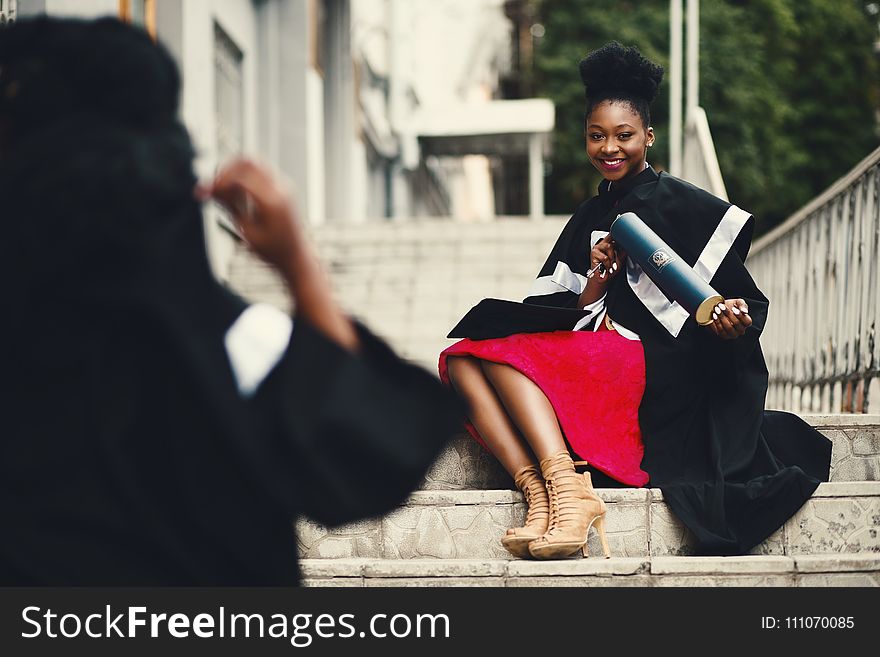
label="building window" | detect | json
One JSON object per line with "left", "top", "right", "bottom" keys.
{"left": 214, "top": 22, "right": 244, "bottom": 162}
{"left": 0, "top": 0, "right": 17, "bottom": 27}
{"left": 119, "top": 0, "right": 156, "bottom": 39}
{"left": 213, "top": 22, "right": 244, "bottom": 236}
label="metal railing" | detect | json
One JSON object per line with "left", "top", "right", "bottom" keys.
{"left": 748, "top": 146, "right": 880, "bottom": 413}
{"left": 681, "top": 106, "right": 728, "bottom": 201}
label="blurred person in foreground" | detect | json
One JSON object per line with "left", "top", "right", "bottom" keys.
{"left": 0, "top": 16, "right": 461, "bottom": 585}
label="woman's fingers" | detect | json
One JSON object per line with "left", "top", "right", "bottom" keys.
{"left": 716, "top": 311, "right": 736, "bottom": 338}
{"left": 724, "top": 300, "right": 752, "bottom": 334}
{"left": 726, "top": 298, "right": 750, "bottom": 317}
{"left": 193, "top": 182, "right": 212, "bottom": 202}
{"left": 591, "top": 240, "right": 624, "bottom": 280}
{"left": 197, "top": 158, "right": 304, "bottom": 270}
{"left": 590, "top": 248, "right": 611, "bottom": 279}
{"left": 203, "top": 163, "right": 261, "bottom": 224}
{"left": 205, "top": 158, "right": 292, "bottom": 221}
{"left": 710, "top": 300, "right": 753, "bottom": 339}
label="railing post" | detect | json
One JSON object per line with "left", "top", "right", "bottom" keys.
{"left": 529, "top": 132, "right": 544, "bottom": 220}
{"left": 669, "top": 0, "right": 683, "bottom": 177}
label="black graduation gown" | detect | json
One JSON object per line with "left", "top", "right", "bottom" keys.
{"left": 524, "top": 167, "right": 832, "bottom": 555}
{"left": 2, "top": 205, "right": 463, "bottom": 586}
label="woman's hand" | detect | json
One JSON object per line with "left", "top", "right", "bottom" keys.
{"left": 197, "top": 158, "right": 359, "bottom": 351}
{"left": 578, "top": 234, "right": 627, "bottom": 308}
{"left": 589, "top": 234, "right": 626, "bottom": 285}
{"left": 196, "top": 158, "right": 301, "bottom": 272}
{"left": 706, "top": 298, "right": 752, "bottom": 340}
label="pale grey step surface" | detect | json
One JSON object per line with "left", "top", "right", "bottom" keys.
{"left": 299, "top": 554, "right": 880, "bottom": 587}
{"left": 812, "top": 414, "right": 880, "bottom": 482}
{"left": 297, "top": 481, "right": 880, "bottom": 561}
{"left": 424, "top": 415, "right": 880, "bottom": 491}
{"left": 227, "top": 218, "right": 567, "bottom": 370}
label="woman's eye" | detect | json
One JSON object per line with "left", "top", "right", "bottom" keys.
{"left": 589, "top": 134, "right": 604, "bottom": 141}
{"left": 618, "top": 133, "right": 632, "bottom": 140}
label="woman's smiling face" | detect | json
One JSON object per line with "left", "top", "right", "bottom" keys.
{"left": 585, "top": 99, "right": 654, "bottom": 182}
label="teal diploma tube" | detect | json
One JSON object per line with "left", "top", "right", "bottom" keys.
{"left": 610, "top": 211, "right": 723, "bottom": 326}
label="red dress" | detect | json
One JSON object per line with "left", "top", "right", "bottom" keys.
{"left": 439, "top": 323, "right": 649, "bottom": 486}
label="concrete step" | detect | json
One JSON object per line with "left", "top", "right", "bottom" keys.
{"left": 297, "top": 481, "right": 880, "bottom": 561}
{"left": 227, "top": 219, "right": 565, "bottom": 362}
{"left": 308, "top": 217, "right": 569, "bottom": 245}
{"left": 300, "top": 554, "right": 880, "bottom": 587}
{"left": 424, "top": 415, "right": 880, "bottom": 491}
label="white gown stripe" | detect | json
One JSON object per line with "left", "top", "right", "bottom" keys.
{"left": 693, "top": 205, "right": 751, "bottom": 283}
{"left": 224, "top": 303, "right": 293, "bottom": 398}
{"left": 572, "top": 294, "right": 606, "bottom": 331}
{"left": 529, "top": 232, "right": 609, "bottom": 298}
{"left": 528, "top": 275, "right": 571, "bottom": 296}
{"left": 626, "top": 259, "right": 690, "bottom": 337}
{"left": 626, "top": 205, "right": 749, "bottom": 337}
{"left": 528, "top": 260, "right": 587, "bottom": 296}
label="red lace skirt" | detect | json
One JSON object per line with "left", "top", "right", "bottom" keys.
{"left": 439, "top": 329, "right": 649, "bottom": 486}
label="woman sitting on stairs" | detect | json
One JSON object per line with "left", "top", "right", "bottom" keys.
{"left": 439, "top": 42, "right": 831, "bottom": 559}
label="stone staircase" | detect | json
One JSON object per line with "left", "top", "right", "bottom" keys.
{"left": 226, "top": 219, "right": 880, "bottom": 587}
{"left": 296, "top": 416, "right": 880, "bottom": 586}
{"left": 228, "top": 217, "right": 568, "bottom": 371}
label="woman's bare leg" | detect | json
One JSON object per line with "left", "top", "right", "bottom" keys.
{"left": 480, "top": 360, "right": 567, "bottom": 461}
{"left": 445, "top": 356, "right": 535, "bottom": 477}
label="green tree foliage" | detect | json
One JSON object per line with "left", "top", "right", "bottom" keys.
{"left": 532, "top": 0, "right": 879, "bottom": 234}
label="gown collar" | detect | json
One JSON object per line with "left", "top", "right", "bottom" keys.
{"left": 598, "top": 164, "right": 659, "bottom": 199}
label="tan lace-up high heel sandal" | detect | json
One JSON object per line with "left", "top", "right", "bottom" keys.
{"left": 528, "top": 451, "right": 611, "bottom": 559}
{"left": 500, "top": 464, "right": 550, "bottom": 558}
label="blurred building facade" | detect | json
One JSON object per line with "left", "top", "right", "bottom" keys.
{"left": 10, "top": 0, "right": 553, "bottom": 277}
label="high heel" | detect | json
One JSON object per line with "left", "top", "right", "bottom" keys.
{"left": 528, "top": 451, "right": 611, "bottom": 560}
{"left": 577, "top": 505, "right": 611, "bottom": 558}
{"left": 500, "top": 464, "right": 549, "bottom": 558}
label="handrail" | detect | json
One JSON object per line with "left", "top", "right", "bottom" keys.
{"left": 681, "top": 106, "right": 728, "bottom": 201}
{"left": 751, "top": 145, "right": 880, "bottom": 255}
{"left": 747, "top": 147, "right": 880, "bottom": 412}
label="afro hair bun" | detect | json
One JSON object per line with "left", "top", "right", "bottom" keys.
{"left": 578, "top": 41, "right": 663, "bottom": 103}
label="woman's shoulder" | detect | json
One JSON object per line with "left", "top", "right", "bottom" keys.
{"left": 574, "top": 194, "right": 615, "bottom": 228}
{"left": 572, "top": 194, "right": 600, "bottom": 215}
{"left": 552, "top": 196, "right": 600, "bottom": 231}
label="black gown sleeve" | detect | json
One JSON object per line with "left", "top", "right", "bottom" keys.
{"left": 523, "top": 202, "right": 594, "bottom": 309}
{"left": 254, "top": 319, "right": 464, "bottom": 527}
{"left": 695, "top": 215, "right": 769, "bottom": 380}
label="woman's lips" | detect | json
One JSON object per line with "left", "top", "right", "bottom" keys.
{"left": 599, "top": 158, "right": 625, "bottom": 171}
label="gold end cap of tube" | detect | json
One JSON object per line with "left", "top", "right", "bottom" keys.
{"left": 696, "top": 295, "right": 725, "bottom": 326}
